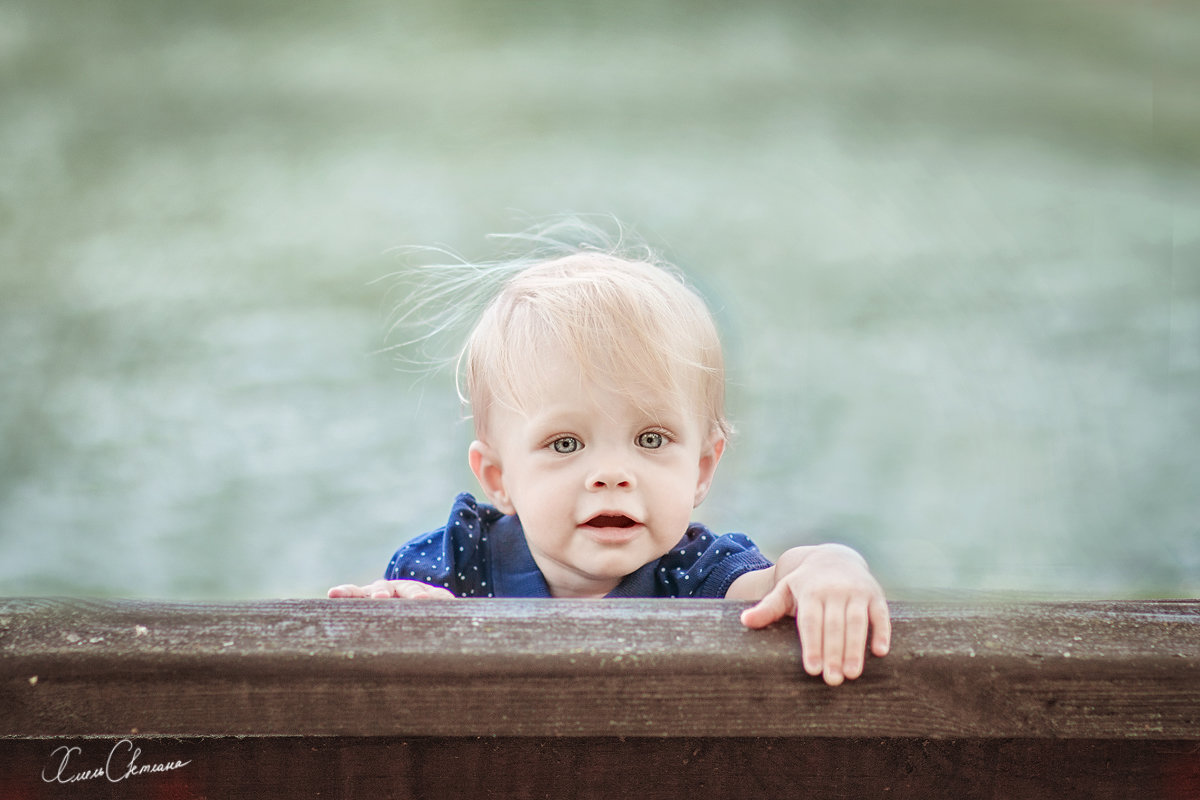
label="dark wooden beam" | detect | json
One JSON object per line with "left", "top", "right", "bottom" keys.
{"left": 2, "top": 736, "right": 1198, "bottom": 800}
{"left": 2, "top": 598, "right": 1197, "bottom": 739}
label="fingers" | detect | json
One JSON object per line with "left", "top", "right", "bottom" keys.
{"left": 327, "top": 580, "right": 456, "bottom": 600}
{"left": 742, "top": 585, "right": 849, "bottom": 685}
{"left": 869, "top": 595, "right": 892, "bottom": 657}
{"left": 739, "top": 582, "right": 794, "bottom": 629}
{"left": 744, "top": 583, "right": 888, "bottom": 687}
{"left": 746, "top": 586, "right": 847, "bottom": 685}
{"left": 840, "top": 599, "right": 870, "bottom": 682}
{"left": 367, "top": 579, "right": 455, "bottom": 599}
{"left": 369, "top": 580, "right": 402, "bottom": 598}
{"left": 796, "top": 597, "right": 824, "bottom": 679}
{"left": 386, "top": 582, "right": 456, "bottom": 600}
{"left": 822, "top": 600, "right": 848, "bottom": 685}
{"left": 327, "top": 584, "right": 368, "bottom": 598}
{"left": 789, "top": 592, "right": 861, "bottom": 686}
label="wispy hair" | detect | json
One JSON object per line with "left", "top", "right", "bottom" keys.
{"left": 380, "top": 217, "right": 729, "bottom": 439}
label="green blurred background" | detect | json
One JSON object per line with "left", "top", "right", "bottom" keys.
{"left": 1, "top": 0, "right": 1197, "bottom": 599}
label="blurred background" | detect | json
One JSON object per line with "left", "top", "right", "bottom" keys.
{"left": 1, "top": 0, "right": 1196, "bottom": 600}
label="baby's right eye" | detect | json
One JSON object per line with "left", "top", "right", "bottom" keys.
{"left": 550, "top": 437, "right": 581, "bottom": 454}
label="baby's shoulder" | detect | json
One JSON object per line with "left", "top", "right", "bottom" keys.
{"left": 395, "top": 492, "right": 500, "bottom": 554}
{"left": 646, "top": 524, "right": 769, "bottom": 599}
{"left": 441, "top": 492, "right": 506, "bottom": 545}
{"left": 672, "top": 523, "right": 761, "bottom": 559}
{"left": 386, "top": 493, "right": 504, "bottom": 593}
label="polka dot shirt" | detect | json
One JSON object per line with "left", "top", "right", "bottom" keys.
{"left": 384, "top": 493, "right": 771, "bottom": 598}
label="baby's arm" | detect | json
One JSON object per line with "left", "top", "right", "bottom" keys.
{"left": 327, "top": 579, "right": 455, "bottom": 600}
{"left": 727, "top": 544, "right": 890, "bottom": 686}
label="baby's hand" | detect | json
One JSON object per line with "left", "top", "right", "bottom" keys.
{"left": 738, "top": 545, "right": 890, "bottom": 686}
{"left": 327, "top": 579, "right": 456, "bottom": 600}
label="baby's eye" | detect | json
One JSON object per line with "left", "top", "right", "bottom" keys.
{"left": 637, "top": 431, "right": 665, "bottom": 449}
{"left": 550, "top": 437, "right": 581, "bottom": 454}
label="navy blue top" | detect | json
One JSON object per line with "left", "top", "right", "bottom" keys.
{"left": 384, "top": 493, "right": 771, "bottom": 598}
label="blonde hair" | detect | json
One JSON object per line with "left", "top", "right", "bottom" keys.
{"left": 464, "top": 251, "right": 729, "bottom": 441}
{"left": 382, "top": 220, "right": 730, "bottom": 441}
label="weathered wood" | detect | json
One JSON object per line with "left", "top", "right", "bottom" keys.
{"left": 2, "top": 598, "right": 1197, "bottom": 739}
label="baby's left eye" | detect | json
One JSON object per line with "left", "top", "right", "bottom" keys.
{"left": 637, "top": 431, "right": 665, "bottom": 449}
{"left": 551, "top": 436, "right": 581, "bottom": 454}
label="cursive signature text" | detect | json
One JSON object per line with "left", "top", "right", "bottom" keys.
{"left": 42, "top": 739, "right": 191, "bottom": 784}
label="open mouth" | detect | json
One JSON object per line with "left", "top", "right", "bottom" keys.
{"left": 584, "top": 514, "right": 638, "bottom": 529}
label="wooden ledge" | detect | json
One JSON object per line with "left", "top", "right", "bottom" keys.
{"left": 1, "top": 598, "right": 1197, "bottom": 738}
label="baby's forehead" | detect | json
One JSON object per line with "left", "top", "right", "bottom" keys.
{"left": 516, "top": 348, "right": 694, "bottom": 410}
{"left": 484, "top": 345, "right": 706, "bottom": 427}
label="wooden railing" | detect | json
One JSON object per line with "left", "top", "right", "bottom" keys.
{"left": 2, "top": 598, "right": 1198, "bottom": 798}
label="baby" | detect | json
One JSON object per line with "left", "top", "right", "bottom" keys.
{"left": 329, "top": 235, "right": 890, "bottom": 685}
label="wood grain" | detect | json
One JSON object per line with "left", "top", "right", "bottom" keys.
{"left": 2, "top": 598, "right": 1198, "bottom": 738}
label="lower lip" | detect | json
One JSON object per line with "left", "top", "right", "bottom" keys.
{"left": 580, "top": 524, "right": 644, "bottom": 545}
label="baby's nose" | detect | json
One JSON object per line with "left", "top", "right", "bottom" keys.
{"left": 588, "top": 465, "right": 634, "bottom": 490}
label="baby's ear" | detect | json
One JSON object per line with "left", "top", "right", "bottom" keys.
{"left": 693, "top": 430, "right": 726, "bottom": 508}
{"left": 468, "top": 440, "right": 515, "bottom": 514}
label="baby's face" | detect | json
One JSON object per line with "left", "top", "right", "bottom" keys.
{"left": 470, "top": 349, "right": 724, "bottom": 598}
